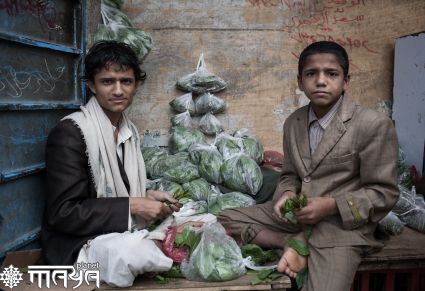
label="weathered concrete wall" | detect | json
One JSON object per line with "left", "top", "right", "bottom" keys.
{"left": 120, "top": 0, "right": 425, "bottom": 151}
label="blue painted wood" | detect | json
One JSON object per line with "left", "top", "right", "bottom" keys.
{"left": 0, "top": 163, "right": 45, "bottom": 184}
{"left": 0, "top": 103, "right": 81, "bottom": 111}
{"left": 0, "top": 0, "right": 87, "bottom": 259}
{"left": 0, "top": 32, "right": 82, "bottom": 54}
{"left": 0, "top": 174, "right": 45, "bottom": 259}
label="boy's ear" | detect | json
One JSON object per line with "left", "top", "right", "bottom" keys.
{"left": 87, "top": 80, "right": 96, "bottom": 95}
{"left": 297, "top": 75, "right": 303, "bottom": 90}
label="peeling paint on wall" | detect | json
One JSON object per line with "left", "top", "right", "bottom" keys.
{"left": 141, "top": 129, "right": 170, "bottom": 147}
{"left": 272, "top": 88, "right": 310, "bottom": 131}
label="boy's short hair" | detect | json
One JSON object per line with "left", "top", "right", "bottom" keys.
{"left": 298, "top": 41, "right": 349, "bottom": 78}
{"left": 84, "top": 40, "right": 146, "bottom": 82}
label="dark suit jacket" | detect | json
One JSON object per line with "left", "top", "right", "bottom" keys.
{"left": 41, "top": 119, "right": 130, "bottom": 265}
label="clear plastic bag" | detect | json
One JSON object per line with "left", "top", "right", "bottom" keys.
{"left": 199, "top": 112, "right": 224, "bottom": 136}
{"left": 233, "top": 129, "right": 264, "bottom": 164}
{"left": 181, "top": 223, "right": 246, "bottom": 282}
{"left": 188, "top": 143, "right": 223, "bottom": 184}
{"left": 93, "top": 0, "right": 153, "bottom": 60}
{"left": 215, "top": 133, "right": 244, "bottom": 161}
{"left": 208, "top": 192, "right": 256, "bottom": 215}
{"left": 195, "top": 93, "right": 226, "bottom": 115}
{"left": 176, "top": 53, "right": 227, "bottom": 94}
{"left": 220, "top": 153, "right": 263, "bottom": 195}
{"left": 182, "top": 178, "right": 211, "bottom": 201}
{"left": 169, "top": 93, "right": 195, "bottom": 115}
{"left": 155, "top": 178, "right": 185, "bottom": 198}
{"left": 171, "top": 111, "right": 193, "bottom": 128}
{"left": 141, "top": 147, "right": 168, "bottom": 179}
{"left": 169, "top": 126, "right": 206, "bottom": 154}
{"left": 378, "top": 211, "right": 405, "bottom": 236}
{"left": 393, "top": 186, "right": 425, "bottom": 233}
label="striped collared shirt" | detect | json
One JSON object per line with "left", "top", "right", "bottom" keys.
{"left": 308, "top": 96, "right": 343, "bottom": 154}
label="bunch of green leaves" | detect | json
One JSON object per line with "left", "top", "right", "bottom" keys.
{"left": 194, "top": 241, "right": 245, "bottom": 281}
{"left": 169, "top": 93, "right": 195, "bottom": 115}
{"left": 220, "top": 154, "right": 263, "bottom": 195}
{"left": 174, "top": 226, "right": 202, "bottom": 254}
{"left": 240, "top": 244, "right": 277, "bottom": 266}
{"left": 163, "top": 160, "right": 199, "bottom": 184}
{"left": 169, "top": 126, "right": 206, "bottom": 154}
{"left": 199, "top": 112, "right": 224, "bottom": 136}
{"left": 176, "top": 73, "right": 227, "bottom": 94}
{"left": 215, "top": 133, "right": 244, "bottom": 160}
{"left": 182, "top": 178, "right": 211, "bottom": 201}
{"left": 250, "top": 269, "right": 282, "bottom": 285}
{"left": 208, "top": 192, "right": 255, "bottom": 216}
{"left": 281, "top": 193, "right": 308, "bottom": 224}
{"left": 189, "top": 143, "right": 223, "bottom": 184}
{"left": 195, "top": 93, "right": 226, "bottom": 115}
{"left": 233, "top": 129, "right": 264, "bottom": 164}
{"left": 141, "top": 147, "right": 168, "bottom": 179}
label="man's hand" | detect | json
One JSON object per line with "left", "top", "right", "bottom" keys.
{"left": 130, "top": 190, "right": 182, "bottom": 222}
{"left": 293, "top": 197, "right": 338, "bottom": 224}
{"left": 273, "top": 191, "right": 296, "bottom": 220}
{"left": 147, "top": 190, "right": 181, "bottom": 211}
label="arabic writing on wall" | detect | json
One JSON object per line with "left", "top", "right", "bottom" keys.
{"left": 247, "top": 0, "right": 377, "bottom": 64}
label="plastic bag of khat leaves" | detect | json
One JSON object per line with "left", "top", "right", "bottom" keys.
{"left": 189, "top": 143, "right": 223, "bottom": 184}
{"left": 233, "top": 129, "right": 264, "bottom": 164}
{"left": 171, "top": 111, "right": 193, "bottom": 128}
{"left": 378, "top": 211, "right": 404, "bottom": 236}
{"left": 199, "top": 112, "right": 224, "bottom": 136}
{"left": 141, "top": 147, "right": 168, "bottom": 179}
{"left": 176, "top": 53, "right": 227, "bottom": 94}
{"left": 103, "top": 0, "right": 124, "bottom": 9}
{"left": 94, "top": 0, "right": 153, "bottom": 60}
{"left": 208, "top": 192, "right": 256, "bottom": 216}
{"left": 169, "top": 93, "right": 195, "bottom": 115}
{"left": 181, "top": 223, "right": 246, "bottom": 282}
{"left": 150, "top": 152, "right": 189, "bottom": 180}
{"left": 155, "top": 178, "right": 185, "bottom": 198}
{"left": 163, "top": 158, "right": 199, "bottom": 184}
{"left": 195, "top": 93, "right": 226, "bottom": 115}
{"left": 174, "top": 200, "right": 208, "bottom": 217}
{"left": 392, "top": 186, "right": 425, "bottom": 233}
{"left": 169, "top": 126, "right": 206, "bottom": 154}
{"left": 182, "top": 178, "right": 211, "bottom": 201}
{"left": 221, "top": 153, "right": 263, "bottom": 195}
{"left": 215, "top": 133, "right": 244, "bottom": 161}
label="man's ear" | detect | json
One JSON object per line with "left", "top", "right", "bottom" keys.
{"left": 87, "top": 80, "right": 96, "bottom": 95}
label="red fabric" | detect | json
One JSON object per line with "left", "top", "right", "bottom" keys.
{"left": 162, "top": 227, "right": 189, "bottom": 263}
{"left": 261, "top": 150, "right": 284, "bottom": 172}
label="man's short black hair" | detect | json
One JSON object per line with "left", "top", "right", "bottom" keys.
{"left": 298, "top": 41, "right": 349, "bottom": 78}
{"left": 84, "top": 40, "right": 146, "bottom": 82}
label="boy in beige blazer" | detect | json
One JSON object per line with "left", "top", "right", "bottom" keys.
{"left": 218, "top": 41, "right": 399, "bottom": 290}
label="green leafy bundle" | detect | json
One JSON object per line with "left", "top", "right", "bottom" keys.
{"left": 188, "top": 143, "right": 223, "bottom": 184}
{"left": 220, "top": 154, "right": 263, "bottom": 195}
{"left": 169, "top": 126, "right": 206, "bottom": 154}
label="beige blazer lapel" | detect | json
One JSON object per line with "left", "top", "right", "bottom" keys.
{"left": 294, "top": 107, "right": 311, "bottom": 171}
{"left": 307, "top": 96, "right": 357, "bottom": 174}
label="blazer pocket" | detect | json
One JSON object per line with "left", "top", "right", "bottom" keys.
{"left": 321, "top": 153, "right": 356, "bottom": 165}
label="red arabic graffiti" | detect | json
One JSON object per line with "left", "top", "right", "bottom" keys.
{"left": 291, "top": 31, "right": 378, "bottom": 54}
{"left": 247, "top": 0, "right": 378, "bottom": 56}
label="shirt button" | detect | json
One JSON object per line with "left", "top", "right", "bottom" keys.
{"left": 303, "top": 176, "right": 311, "bottom": 183}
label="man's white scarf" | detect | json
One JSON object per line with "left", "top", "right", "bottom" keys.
{"left": 63, "top": 97, "right": 146, "bottom": 198}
